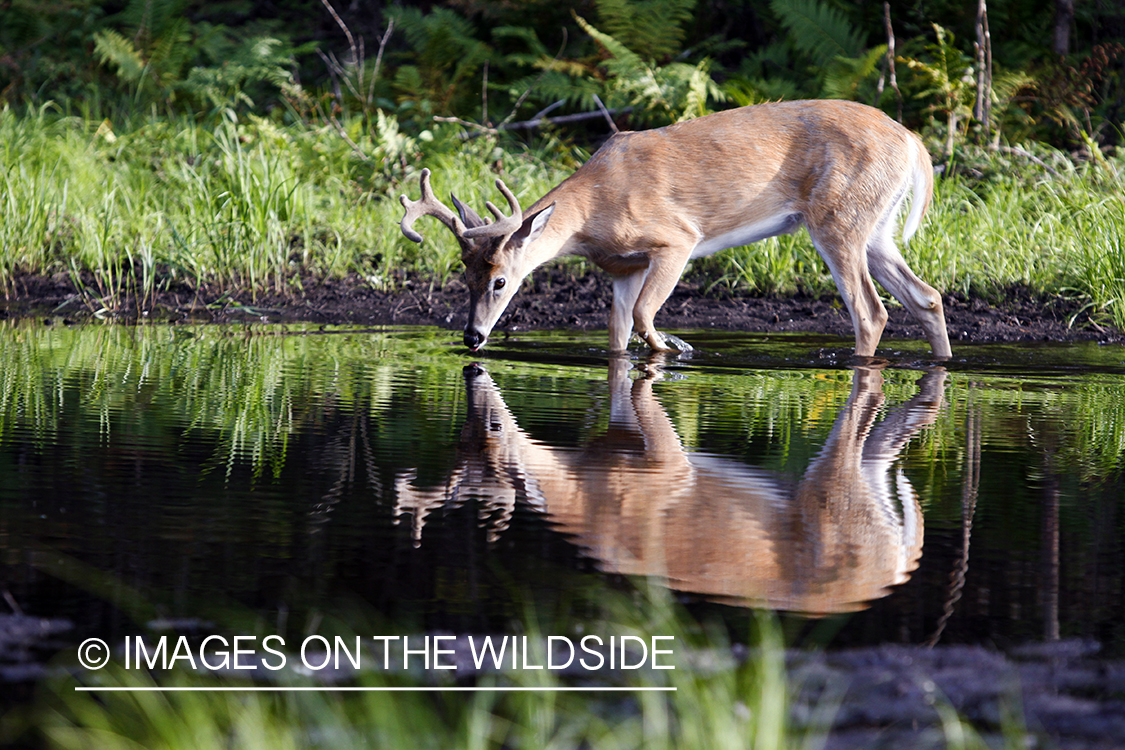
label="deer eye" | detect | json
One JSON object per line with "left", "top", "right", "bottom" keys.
{"left": 493, "top": 278, "right": 506, "bottom": 291}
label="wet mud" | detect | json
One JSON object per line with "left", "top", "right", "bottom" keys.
{"left": 3, "top": 269, "right": 1122, "bottom": 348}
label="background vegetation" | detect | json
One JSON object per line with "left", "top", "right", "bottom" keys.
{"left": 1, "top": 0, "right": 1123, "bottom": 323}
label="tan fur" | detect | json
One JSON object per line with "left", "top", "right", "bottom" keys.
{"left": 402, "top": 100, "right": 952, "bottom": 358}
{"left": 395, "top": 363, "right": 946, "bottom": 613}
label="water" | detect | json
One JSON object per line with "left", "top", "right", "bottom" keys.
{"left": 2, "top": 321, "right": 1124, "bottom": 674}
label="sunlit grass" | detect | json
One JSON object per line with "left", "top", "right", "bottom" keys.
{"left": 3, "top": 106, "right": 1123, "bottom": 320}
{"left": 0, "top": 106, "right": 575, "bottom": 306}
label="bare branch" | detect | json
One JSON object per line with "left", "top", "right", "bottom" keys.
{"left": 368, "top": 19, "right": 395, "bottom": 109}
{"left": 592, "top": 94, "right": 620, "bottom": 134}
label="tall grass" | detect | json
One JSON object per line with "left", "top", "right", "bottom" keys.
{"left": 0, "top": 106, "right": 570, "bottom": 306}
{"left": 2, "top": 105, "right": 1124, "bottom": 322}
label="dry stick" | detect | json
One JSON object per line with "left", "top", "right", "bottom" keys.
{"left": 2, "top": 589, "right": 23, "bottom": 616}
{"left": 435, "top": 106, "right": 634, "bottom": 138}
{"left": 319, "top": 0, "right": 367, "bottom": 103}
{"left": 500, "top": 106, "right": 633, "bottom": 131}
{"left": 996, "top": 145, "right": 1060, "bottom": 177}
{"left": 368, "top": 19, "right": 395, "bottom": 109}
{"left": 432, "top": 115, "right": 500, "bottom": 136}
{"left": 320, "top": 0, "right": 357, "bottom": 63}
{"left": 530, "top": 99, "right": 567, "bottom": 122}
{"left": 591, "top": 93, "right": 620, "bottom": 134}
{"left": 315, "top": 4, "right": 395, "bottom": 162}
{"left": 884, "top": 2, "right": 903, "bottom": 122}
{"left": 481, "top": 59, "right": 490, "bottom": 127}
{"left": 316, "top": 95, "right": 373, "bottom": 162}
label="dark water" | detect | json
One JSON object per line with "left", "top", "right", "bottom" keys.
{"left": 2, "top": 322, "right": 1124, "bottom": 675}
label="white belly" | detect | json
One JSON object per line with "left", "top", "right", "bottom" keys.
{"left": 690, "top": 213, "right": 802, "bottom": 259}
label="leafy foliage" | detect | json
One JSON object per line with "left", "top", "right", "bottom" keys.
{"left": 180, "top": 37, "right": 296, "bottom": 110}
{"left": 386, "top": 6, "right": 491, "bottom": 116}
{"left": 901, "top": 25, "right": 978, "bottom": 156}
{"left": 592, "top": 0, "right": 697, "bottom": 62}
{"left": 768, "top": 0, "right": 865, "bottom": 68}
{"left": 573, "top": 15, "right": 725, "bottom": 124}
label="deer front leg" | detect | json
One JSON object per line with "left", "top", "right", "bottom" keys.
{"left": 610, "top": 271, "right": 647, "bottom": 352}
{"left": 632, "top": 247, "right": 693, "bottom": 352}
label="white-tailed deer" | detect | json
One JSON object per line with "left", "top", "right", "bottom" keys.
{"left": 395, "top": 362, "right": 947, "bottom": 613}
{"left": 400, "top": 100, "right": 952, "bottom": 359}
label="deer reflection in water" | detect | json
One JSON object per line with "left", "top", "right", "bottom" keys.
{"left": 395, "top": 361, "right": 946, "bottom": 615}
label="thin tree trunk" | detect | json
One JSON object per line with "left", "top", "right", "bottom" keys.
{"left": 883, "top": 2, "right": 903, "bottom": 122}
{"left": 1054, "top": 0, "right": 1075, "bottom": 55}
{"left": 973, "top": 0, "right": 992, "bottom": 139}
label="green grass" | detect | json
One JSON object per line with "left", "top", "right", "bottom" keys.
{"left": 0, "top": 106, "right": 570, "bottom": 306}
{"left": 25, "top": 598, "right": 806, "bottom": 750}
{"left": 2, "top": 106, "right": 1124, "bottom": 329}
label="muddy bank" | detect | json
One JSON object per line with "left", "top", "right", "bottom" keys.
{"left": 2, "top": 270, "right": 1123, "bottom": 348}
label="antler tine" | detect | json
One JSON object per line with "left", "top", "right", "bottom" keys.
{"left": 399, "top": 168, "right": 466, "bottom": 244}
{"left": 462, "top": 178, "right": 525, "bottom": 239}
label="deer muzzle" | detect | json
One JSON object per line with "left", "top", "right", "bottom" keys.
{"left": 463, "top": 328, "right": 487, "bottom": 351}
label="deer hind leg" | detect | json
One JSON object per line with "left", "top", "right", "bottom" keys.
{"left": 867, "top": 220, "right": 952, "bottom": 359}
{"left": 809, "top": 227, "right": 888, "bottom": 358}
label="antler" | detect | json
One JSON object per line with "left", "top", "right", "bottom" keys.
{"left": 462, "top": 178, "right": 524, "bottom": 239}
{"left": 399, "top": 169, "right": 466, "bottom": 244}
{"left": 399, "top": 170, "right": 526, "bottom": 244}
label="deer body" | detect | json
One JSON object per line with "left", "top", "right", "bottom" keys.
{"left": 401, "top": 100, "right": 952, "bottom": 358}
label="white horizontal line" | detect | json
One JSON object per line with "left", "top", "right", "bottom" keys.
{"left": 75, "top": 686, "right": 676, "bottom": 693}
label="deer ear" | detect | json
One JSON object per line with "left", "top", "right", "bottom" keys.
{"left": 512, "top": 203, "right": 555, "bottom": 246}
{"left": 451, "top": 194, "right": 488, "bottom": 230}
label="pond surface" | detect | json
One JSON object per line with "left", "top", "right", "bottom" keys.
{"left": 2, "top": 322, "right": 1124, "bottom": 676}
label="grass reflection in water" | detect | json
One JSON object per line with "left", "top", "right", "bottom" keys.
{"left": 1, "top": 322, "right": 1124, "bottom": 747}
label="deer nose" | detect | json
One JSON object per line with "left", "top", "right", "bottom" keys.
{"left": 463, "top": 328, "right": 486, "bottom": 351}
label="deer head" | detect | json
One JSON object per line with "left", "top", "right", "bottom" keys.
{"left": 400, "top": 169, "right": 555, "bottom": 351}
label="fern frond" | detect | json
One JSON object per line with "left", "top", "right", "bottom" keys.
{"left": 119, "top": 0, "right": 189, "bottom": 44}
{"left": 594, "top": 0, "right": 696, "bottom": 61}
{"left": 147, "top": 18, "right": 191, "bottom": 81}
{"left": 93, "top": 30, "right": 148, "bottom": 85}
{"left": 821, "top": 45, "right": 886, "bottom": 100}
{"left": 769, "top": 0, "right": 864, "bottom": 68}
{"left": 676, "top": 59, "right": 725, "bottom": 121}
{"left": 574, "top": 14, "right": 647, "bottom": 72}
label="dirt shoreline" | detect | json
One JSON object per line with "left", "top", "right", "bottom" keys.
{"left": 3, "top": 270, "right": 1123, "bottom": 348}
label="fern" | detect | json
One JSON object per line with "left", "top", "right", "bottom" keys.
{"left": 594, "top": 0, "right": 697, "bottom": 62}
{"left": 574, "top": 15, "right": 723, "bottom": 124}
{"left": 507, "top": 68, "right": 605, "bottom": 113}
{"left": 900, "top": 24, "right": 976, "bottom": 156}
{"left": 180, "top": 36, "right": 293, "bottom": 110}
{"left": 769, "top": 0, "right": 864, "bottom": 68}
{"left": 386, "top": 7, "right": 491, "bottom": 114}
{"left": 117, "top": 0, "right": 190, "bottom": 47}
{"left": 822, "top": 45, "right": 887, "bottom": 100}
{"left": 93, "top": 30, "right": 148, "bottom": 85}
